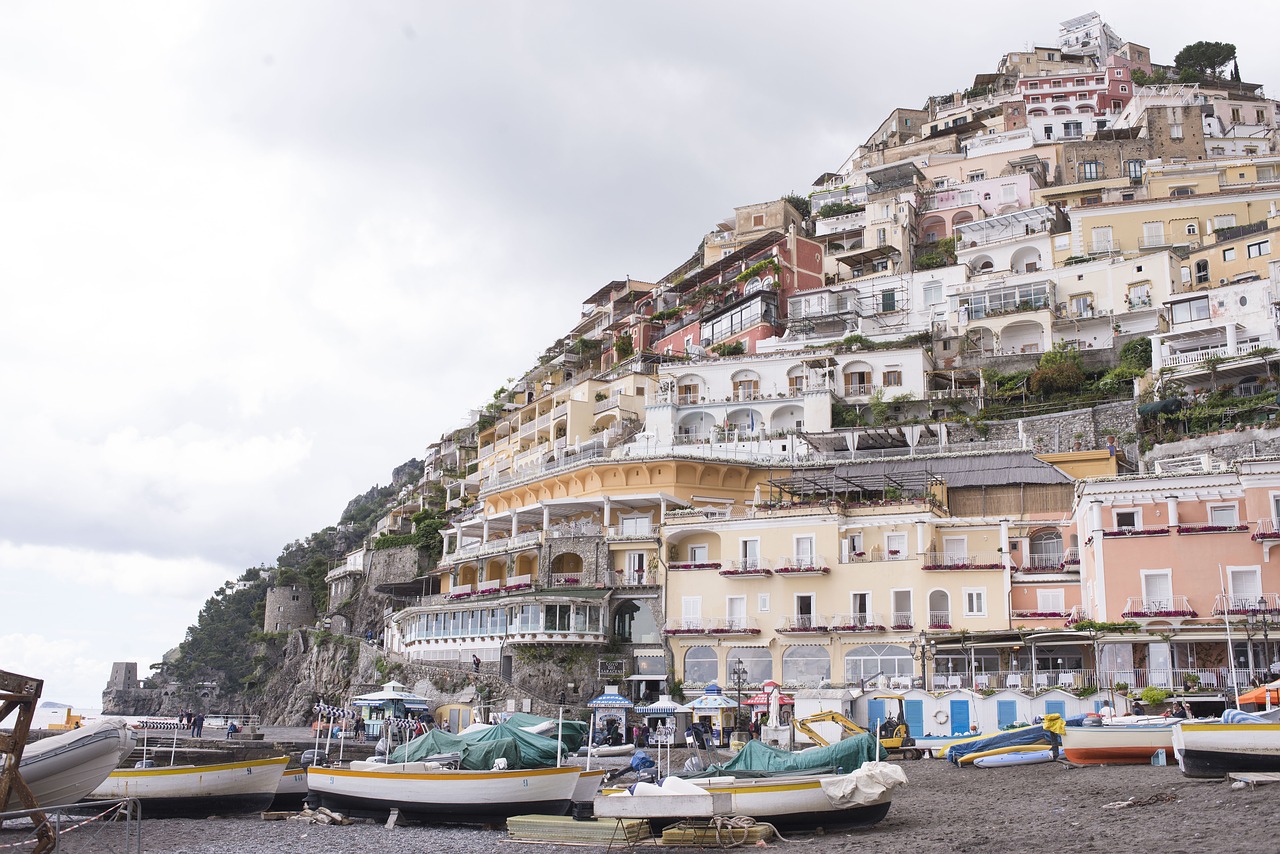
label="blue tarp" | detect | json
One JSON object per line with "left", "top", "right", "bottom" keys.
{"left": 946, "top": 725, "right": 1054, "bottom": 765}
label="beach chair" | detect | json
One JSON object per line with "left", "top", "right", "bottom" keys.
{"left": 890, "top": 676, "right": 912, "bottom": 691}
{"left": 933, "top": 675, "right": 948, "bottom": 690}
{"left": 1034, "top": 674, "right": 1050, "bottom": 690}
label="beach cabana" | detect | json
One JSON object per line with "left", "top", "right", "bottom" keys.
{"left": 586, "top": 685, "right": 633, "bottom": 746}
{"left": 743, "top": 689, "right": 794, "bottom": 726}
{"left": 635, "top": 695, "right": 691, "bottom": 746}
{"left": 686, "top": 683, "right": 739, "bottom": 746}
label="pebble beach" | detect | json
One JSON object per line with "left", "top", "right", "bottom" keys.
{"left": 34, "top": 751, "right": 1280, "bottom": 853}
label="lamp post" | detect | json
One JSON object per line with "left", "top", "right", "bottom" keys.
{"left": 731, "top": 658, "right": 748, "bottom": 733}
{"left": 908, "top": 630, "right": 937, "bottom": 689}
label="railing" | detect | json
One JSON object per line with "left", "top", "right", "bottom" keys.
{"left": 926, "top": 387, "right": 981, "bottom": 400}
{"left": 1125, "top": 296, "right": 1153, "bottom": 310}
{"left": 594, "top": 397, "right": 620, "bottom": 414}
{"left": 1089, "top": 241, "right": 1119, "bottom": 253}
{"left": 891, "top": 611, "right": 914, "bottom": 629}
{"left": 927, "top": 610, "right": 952, "bottom": 627}
{"left": 840, "top": 548, "right": 872, "bottom": 563}
{"left": 1122, "top": 595, "right": 1196, "bottom": 617}
{"left": 447, "top": 583, "right": 472, "bottom": 596}
{"left": 547, "top": 522, "right": 603, "bottom": 538}
{"left": 704, "top": 617, "right": 760, "bottom": 634}
{"left": 921, "top": 551, "right": 1005, "bottom": 569}
{"left": 829, "top": 613, "right": 886, "bottom": 631}
{"left": 728, "top": 558, "right": 771, "bottom": 572}
{"left": 775, "top": 556, "right": 832, "bottom": 573}
{"left": 779, "top": 614, "right": 830, "bottom": 632}
{"left": 1255, "top": 519, "right": 1280, "bottom": 539}
{"left": 476, "top": 579, "right": 500, "bottom": 593}
{"left": 1096, "top": 667, "right": 1246, "bottom": 692}
{"left": 607, "top": 524, "right": 656, "bottom": 539}
{"left": 844, "top": 383, "right": 873, "bottom": 397}
{"left": 1027, "top": 552, "right": 1064, "bottom": 569}
{"left": 1212, "top": 592, "right": 1280, "bottom": 615}
{"left": 552, "top": 403, "right": 568, "bottom": 419}
{"left": 676, "top": 393, "right": 702, "bottom": 405}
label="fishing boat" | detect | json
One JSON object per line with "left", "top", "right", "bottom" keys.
{"left": 271, "top": 766, "right": 309, "bottom": 810}
{"left": 84, "top": 755, "right": 289, "bottom": 817}
{"left": 1171, "top": 711, "right": 1280, "bottom": 778}
{"left": 1060, "top": 721, "right": 1175, "bottom": 765}
{"left": 307, "top": 720, "right": 583, "bottom": 823}
{"left": 3, "top": 717, "right": 135, "bottom": 810}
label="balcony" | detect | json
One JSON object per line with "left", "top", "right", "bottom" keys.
{"left": 778, "top": 615, "right": 830, "bottom": 633}
{"left": 921, "top": 552, "right": 1005, "bottom": 571}
{"left": 549, "top": 573, "right": 585, "bottom": 588}
{"left": 829, "top": 613, "right": 887, "bottom": 633}
{"left": 606, "top": 524, "right": 657, "bottom": 541}
{"left": 1089, "top": 240, "right": 1120, "bottom": 254}
{"left": 774, "top": 557, "right": 832, "bottom": 576}
{"left": 1212, "top": 593, "right": 1280, "bottom": 615}
{"left": 546, "top": 521, "right": 603, "bottom": 539}
{"left": 719, "top": 559, "right": 772, "bottom": 578}
{"left": 926, "top": 387, "right": 981, "bottom": 401}
{"left": 839, "top": 548, "right": 872, "bottom": 563}
{"left": 705, "top": 617, "right": 761, "bottom": 636}
{"left": 927, "top": 610, "right": 952, "bottom": 629}
{"left": 844, "top": 383, "right": 873, "bottom": 397}
{"left": 1254, "top": 519, "right": 1280, "bottom": 541}
{"left": 1100, "top": 527, "right": 1170, "bottom": 539}
{"left": 676, "top": 393, "right": 702, "bottom": 405}
{"left": 1121, "top": 595, "right": 1197, "bottom": 619}
{"left": 890, "top": 611, "right": 914, "bottom": 630}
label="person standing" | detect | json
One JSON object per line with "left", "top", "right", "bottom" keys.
{"left": 354, "top": 716, "right": 366, "bottom": 743}
{"left": 472, "top": 654, "right": 481, "bottom": 673}
{"left": 192, "top": 713, "right": 205, "bottom": 738}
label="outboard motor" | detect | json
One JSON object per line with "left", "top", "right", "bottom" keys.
{"left": 301, "top": 749, "right": 329, "bottom": 768}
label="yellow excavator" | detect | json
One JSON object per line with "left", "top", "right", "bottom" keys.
{"left": 793, "top": 693, "right": 922, "bottom": 760}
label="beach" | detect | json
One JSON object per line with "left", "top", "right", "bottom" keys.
{"left": 80, "top": 757, "right": 1279, "bottom": 853}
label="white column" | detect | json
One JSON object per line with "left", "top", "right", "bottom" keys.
{"left": 482, "top": 516, "right": 490, "bottom": 542}
{"left": 511, "top": 507, "right": 519, "bottom": 537}
{"left": 1165, "top": 496, "right": 1179, "bottom": 527}
{"left": 999, "top": 519, "right": 1011, "bottom": 570}
{"left": 603, "top": 497, "right": 612, "bottom": 530}
{"left": 659, "top": 496, "right": 667, "bottom": 525}
{"left": 916, "top": 521, "right": 927, "bottom": 556}
{"left": 1225, "top": 323, "right": 1239, "bottom": 357}
{"left": 542, "top": 505, "right": 551, "bottom": 531}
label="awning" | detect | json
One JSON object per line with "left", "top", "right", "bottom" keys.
{"left": 636, "top": 695, "right": 691, "bottom": 715}
{"left": 686, "top": 683, "right": 739, "bottom": 710}
{"left": 742, "top": 691, "right": 794, "bottom": 707}
{"left": 587, "top": 690, "right": 634, "bottom": 709}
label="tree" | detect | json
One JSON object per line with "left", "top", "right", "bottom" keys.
{"left": 1174, "top": 41, "right": 1237, "bottom": 80}
{"left": 782, "top": 193, "right": 811, "bottom": 219}
{"left": 1030, "top": 344, "right": 1086, "bottom": 396}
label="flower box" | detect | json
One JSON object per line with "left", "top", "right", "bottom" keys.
{"left": 504, "top": 582, "right": 532, "bottom": 593}
{"left": 928, "top": 622, "right": 952, "bottom": 629}
{"left": 922, "top": 562, "right": 1004, "bottom": 571}
{"left": 1177, "top": 524, "right": 1249, "bottom": 535}
{"left": 1102, "top": 528, "right": 1170, "bottom": 538}
{"left": 1120, "top": 609, "right": 1198, "bottom": 618}
{"left": 888, "top": 550, "right": 901, "bottom": 556}
{"left": 1012, "top": 611, "right": 1069, "bottom": 618}
{"left": 447, "top": 592, "right": 474, "bottom": 600}
{"left": 709, "top": 627, "right": 761, "bottom": 635}
{"left": 662, "top": 627, "right": 709, "bottom": 635}
{"left": 669, "top": 562, "right": 722, "bottom": 570}
{"left": 775, "top": 566, "right": 831, "bottom": 575}
{"left": 1252, "top": 531, "right": 1280, "bottom": 542}
{"left": 718, "top": 568, "right": 772, "bottom": 577}
{"left": 831, "top": 624, "right": 887, "bottom": 632}
{"left": 891, "top": 623, "right": 912, "bottom": 631}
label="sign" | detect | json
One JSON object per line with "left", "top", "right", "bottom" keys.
{"left": 650, "top": 725, "right": 676, "bottom": 745}
{"left": 598, "top": 659, "right": 626, "bottom": 678}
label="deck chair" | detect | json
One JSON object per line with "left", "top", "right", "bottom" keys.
{"left": 933, "top": 675, "right": 948, "bottom": 690}
{"left": 1035, "top": 674, "right": 1050, "bottom": 690}
{"left": 947, "top": 675, "right": 963, "bottom": 690}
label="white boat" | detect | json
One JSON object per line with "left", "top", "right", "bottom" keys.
{"left": 572, "top": 767, "right": 606, "bottom": 802}
{"left": 271, "top": 766, "right": 309, "bottom": 809}
{"left": 1171, "top": 718, "right": 1280, "bottom": 778}
{"left": 1060, "top": 722, "right": 1175, "bottom": 765}
{"left": 586, "top": 743, "right": 635, "bottom": 758}
{"left": 307, "top": 761, "right": 582, "bottom": 823}
{"left": 3, "top": 717, "right": 135, "bottom": 811}
{"left": 84, "top": 755, "right": 289, "bottom": 817}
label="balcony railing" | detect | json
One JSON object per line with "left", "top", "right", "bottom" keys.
{"left": 1212, "top": 592, "right": 1280, "bottom": 615}
{"left": 1254, "top": 519, "right": 1280, "bottom": 540}
{"left": 607, "top": 524, "right": 656, "bottom": 540}
{"left": 1138, "top": 233, "right": 1170, "bottom": 248}
{"left": 926, "top": 387, "right": 981, "bottom": 401}
{"left": 1089, "top": 241, "right": 1119, "bottom": 253}
{"left": 779, "top": 614, "right": 830, "bottom": 633}
{"left": 1122, "top": 595, "right": 1197, "bottom": 618}
{"left": 844, "top": 383, "right": 873, "bottom": 397}
{"left": 1027, "top": 552, "right": 1064, "bottom": 569}
{"left": 927, "top": 610, "right": 952, "bottom": 628}
{"left": 676, "top": 393, "right": 702, "bottom": 405}
{"left": 546, "top": 522, "right": 603, "bottom": 538}
{"left": 890, "top": 611, "right": 914, "bottom": 630}
{"left": 774, "top": 556, "right": 832, "bottom": 575}
{"left": 829, "top": 613, "right": 887, "bottom": 632}
{"left": 705, "top": 617, "right": 760, "bottom": 635}
{"left": 921, "top": 551, "right": 1005, "bottom": 570}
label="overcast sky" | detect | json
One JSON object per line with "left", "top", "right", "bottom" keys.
{"left": 3, "top": 3, "right": 1276, "bottom": 709}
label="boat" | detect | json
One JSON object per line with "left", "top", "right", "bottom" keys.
{"left": 307, "top": 720, "right": 583, "bottom": 823}
{"left": 971, "top": 749, "right": 1055, "bottom": 768}
{"left": 585, "top": 743, "right": 635, "bottom": 758}
{"left": 572, "top": 767, "right": 607, "bottom": 802}
{"left": 1060, "top": 721, "right": 1175, "bottom": 765}
{"left": 1171, "top": 710, "right": 1280, "bottom": 778}
{"left": 271, "top": 766, "right": 309, "bottom": 810}
{"left": 3, "top": 717, "right": 135, "bottom": 811}
{"left": 83, "top": 755, "right": 289, "bottom": 817}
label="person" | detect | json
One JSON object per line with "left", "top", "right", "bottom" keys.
{"left": 1168, "top": 701, "right": 1189, "bottom": 719}
{"left": 1099, "top": 699, "right": 1116, "bottom": 719}
{"left": 1130, "top": 700, "right": 1145, "bottom": 716}
{"left": 472, "top": 654, "right": 481, "bottom": 674}
{"left": 969, "top": 724, "right": 979, "bottom": 735}
{"left": 226, "top": 721, "right": 239, "bottom": 739}
{"left": 192, "top": 713, "right": 204, "bottom": 738}
{"left": 440, "top": 720, "right": 451, "bottom": 733}
{"left": 354, "top": 716, "right": 366, "bottom": 743}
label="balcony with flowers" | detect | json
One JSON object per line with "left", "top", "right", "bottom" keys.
{"left": 1252, "top": 519, "right": 1280, "bottom": 541}
{"left": 1211, "top": 592, "right": 1280, "bottom": 616}
{"left": 1121, "top": 596, "right": 1198, "bottom": 620}
{"left": 921, "top": 551, "right": 1005, "bottom": 571}
{"left": 668, "top": 561, "right": 722, "bottom": 571}
{"left": 719, "top": 559, "right": 772, "bottom": 578}
{"left": 830, "top": 613, "right": 888, "bottom": 633}
{"left": 778, "top": 615, "right": 831, "bottom": 634}
{"left": 1101, "top": 526, "right": 1170, "bottom": 538}
{"left": 774, "top": 556, "right": 832, "bottom": 576}
{"left": 1176, "top": 523, "right": 1250, "bottom": 535}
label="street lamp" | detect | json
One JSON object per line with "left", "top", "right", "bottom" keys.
{"left": 908, "top": 631, "right": 937, "bottom": 689}
{"left": 731, "top": 658, "right": 748, "bottom": 733}
{"left": 1251, "top": 598, "right": 1275, "bottom": 678}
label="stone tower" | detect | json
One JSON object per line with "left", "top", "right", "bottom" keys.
{"left": 263, "top": 583, "right": 316, "bottom": 633}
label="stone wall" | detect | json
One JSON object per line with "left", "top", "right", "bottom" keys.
{"left": 945, "top": 400, "right": 1139, "bottom": 457}
{"left": 540, "top": 536, "right": 610, "bottom": 584}
{"left": 368, "top": 544, "right": 424, "bottom": 587}
{"left": 1144, "top": 423, "right": 1280, "bottom": 470}
{"left": 263, "top": 584, "right": 316, "bottom": 633}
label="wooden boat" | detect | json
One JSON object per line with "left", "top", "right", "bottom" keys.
{"left": 307, "top": 761, "right": 582, "bottom": 822}
{"left": 679, "top": 770, "right": 896, "bottom": 829}
{"left": 1060, "top": 723, "right": 1175, "bottom": 765}
{"left": 572, "top": 767, "right": 606, "bottom": 802}
{"left": 586, "top": 743, "right": 635, "bottom": 758}
{"left": 271, "top": 766, "right": 309, "bottom": 810}
{"left": 84, "top": 755, "right": 289, "bottom": 817}
{"left": 4, "top": 717, "right": 135, "bottom": 810}
{"left": 1171, "top": 719, "right": 1280, "bottom": 778}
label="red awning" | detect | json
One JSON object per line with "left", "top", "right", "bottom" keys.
{"left": 742, "top": 691, "right": 795, "bottom": 707}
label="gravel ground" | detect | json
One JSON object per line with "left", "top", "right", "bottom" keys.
{"left": 22, "top": 756, "right": 1274, "bottom": 853}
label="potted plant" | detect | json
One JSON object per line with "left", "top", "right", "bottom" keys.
{"left": 1113, "top": 681, "right": 1130, "bottom": 695}
{"left": 1183, "top": 673, "right": 1201, "bottom": 691}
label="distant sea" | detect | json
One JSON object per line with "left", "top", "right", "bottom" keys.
{"left": 34, "top": 703, "right": 104, "bottom": 728}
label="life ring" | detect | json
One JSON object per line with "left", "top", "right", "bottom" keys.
{"left": 934, "top": 710, "right": 949, "bottom": 725}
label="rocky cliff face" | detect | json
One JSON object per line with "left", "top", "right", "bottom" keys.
{"left": 255, "top": 631, "right": 383, "bottom": 725}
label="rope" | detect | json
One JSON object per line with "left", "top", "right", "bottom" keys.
{"left": 669, "top": 815, "right": 791, "bottom": 848}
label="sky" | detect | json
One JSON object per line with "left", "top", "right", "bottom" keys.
{"left": 3, "top": 3, "right": 1277, "bottom": 710}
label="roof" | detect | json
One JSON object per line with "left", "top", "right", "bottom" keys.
{"left": 769, "top": 449, "right": 1073, "bottom": 495}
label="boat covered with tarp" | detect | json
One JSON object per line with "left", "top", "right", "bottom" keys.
{"left": 945, "top": 716, "right": 1064, "bottom": 766}
{"left": 688, "top": 732, "right": 886, "bottom": 778}
{"left": 388, "top": 720, "right": 570, "bottom": 769}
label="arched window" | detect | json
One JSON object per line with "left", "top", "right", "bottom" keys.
{"left": 1029, "top": 530, "right": 1064, "bottom": 569}
{"left": 782, "top": 646, "right": 832, "bottom": 687}
{"left": 1185, "top": 222, "right": 1198, "bottom": 235}
{"left": 844, "top": 644, "right": 913, "bottom": 682}
{"left": 726, "top": 647, "right": 773, "bottom": 684}
{"left": 684, "top": 647, "right": 718, "bottom": 684}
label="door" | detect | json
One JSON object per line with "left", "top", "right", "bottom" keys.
{"left": 795, "top": 594, "right": 816, "bottom": 629}
{"left": 795, "top": 535, "right": 815, "bottom": 568}
{"left": 851, "top": 592, "right": 870, "bottom": 626}
{"left": 943, "top": 536, "right": 967, "bottom": 566}
{"left": 885, "top": 533, "right": 908, "bottom": 560}
{"left": 997, "top": 699, "right": 1018, "bottom": 728}
{"left": 1090, "top": 225, "right": 1113, "bottom": 252}
{"left": 1229, "top": 567, "right": 1262, "bottom": 611}
{"left": 1142, "top": 572, "right": 1173, "bottom": 612}
{"left": 904, "top": 699, "right": 924, "bottom": 739}
{"left": 949, "top": 699, "right": 970, "bottom": 736}
{"left": 726, "top": 596, "right": 746, "bottom": 631}
{"left": 741, "top": 539, "right": 760, "bottom": 570}
{"left": 867, "top": 698, "right": 887, "bottom": 731}
{"left": 1044, "top": 699, "right": 1067, "bottom": 720}
{"left": 1148, "top": 641, "right": 1172, "bottom": 688}
{"left": 682, "top": 596, "right": 702, "bottom": 630}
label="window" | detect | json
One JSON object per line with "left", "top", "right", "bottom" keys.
{"left": 1043, "top": 125, "right": 1053, "bottom": 139}
{"left": 751, "top": 214, "right": 765, "bottom": 228}
{"left": 1029, "top": 95, "right": 1041, "bottom": 103}
{"left": 1223, "top": 247, "right": 1237, "bottom": 262}
{"left": 1141, "top": 570, "right": 1173, "bottom": 611}
{"left": 688, "top": 544, "right": 708, "bottom": 562}
{"left": 1037, "top": 589, "right": 1065, "bottom": 612}
{"left": 968, "top": 170, "right": 986, "bottom": 181}
{"left": 885, "top": 532, "right": 908, "bottom": 560}
{"left": 1185, "top": 222, "right": 1198, "bottom": 235}
{"left": 1213, "top": 215, "right": 1237, "bottom": 229}
{"left": 1171, "top": 186, "right": 1194, "bottom": 196}
{"left": 882, "top": 370, "right": 903, "bottom": 386}
{"left": 1257, "top": 110, "right": 1267, "bottom": 124}
{"left": 963, "top": 588, "right": 987, "bottom": 617}
{"left": 1114, "top": 69, "right": 1123, "bottom": 77}
{"left": 844, "top": 532, "right": 864, "bottom": 561}
{"left": 1064, "top": 121, "right": 1083, "bottom": 138}
{"left": 758, "top": 593, "right": 769, "bottom": 612}
{"left": 1231, "top": 107, "right": 1242, "bottom": 123}
{"left": 739, "top": 538, "right": 760, "bottom": 569}
{"left": 1194, "top": 260, "right": 1209, "bottom": 285}
{"left": 1078, "top": 160, "right": 1100, "bottom": 180}
{"left": 725, "top": 596, "right": 747, "bottom": 630}
{"left": 1209, "top": 505, "right": 1239, "bottom": 526}
{"left": 1248, "top": 240, "right": 1271, "bottom": 258}
{"left": 881, "top": 291, "right": 897, "bottom": 312}
{"left": 922, "top": 283, "right": 943, "bottom": 305}
{"left": 1114, "top": 509, "right": 1141, "bottom": 530}
{"left": 1119, "top": 84, "right": 1128, "bottom": 93}
{"left": 1125, "top": 159, "right": 1144, "bottom": 179}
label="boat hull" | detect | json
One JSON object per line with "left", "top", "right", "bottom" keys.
{"left": 1172, "top": 722, "right": 1280, "bottom": 778}
{"left": 271, "top": 768, "right": 309, "bottom": 810}
{"left": 7, "top": 718, "right": 135, "bottom": 811}
{"left": 307, "top": 764, "right": 581, "bottom": 823}
{"left": 85, "top": 756, "right": 289, "bottom": 817}
{"left": 1061, "top": 725, "right": 1174, "bottom": 765}
{"left": 682, "top": 775, "right": 891, "bottom": 830}
{"left": 572, "top": 768, "right": 607, "bottom": 802}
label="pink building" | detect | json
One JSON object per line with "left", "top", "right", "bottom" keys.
{"left": 1072, "top": 458, "right": 1280, "bottom": 692}
{"left": 1017, "top": 60, "right": 1135, "bottom": 140}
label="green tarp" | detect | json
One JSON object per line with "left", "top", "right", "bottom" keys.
{"left": 504, "top": 712, "right": 589, "bottom": 752}
{"left": 388, "top": 721, "right": 568, "bottom": 769}
{"left": 687, "top": 734, "right": 886, "bottom": 778}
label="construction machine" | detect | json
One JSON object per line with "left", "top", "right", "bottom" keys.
{"left": 793, "top": 693, "right": 922, "bottom": 759}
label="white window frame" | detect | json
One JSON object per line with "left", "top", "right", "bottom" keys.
{"left": 1140, "top": 569, "right": 1173, "bottom": 609}
{"left": 688, "top": 544, "right": 709, "bottom": 562}
{"left": 740, "top": 538, "right": 760, "bottom": 568}
{"left": 681, "top": 596, "right": 702, "bottom": 629}
{"left": 885, "top": 532, "right": 908, "bottom": 560}
{"left": 794, "top": 534, "right": 817, "bottom": 565}
{"left": 1113, "top": 508, "right": 1142, "bottom": 530}
{"left": 1207, "top": 503, "right": 1239, "bottom": 526}
{"left": 725, "top": 595, "right": 747, "bottom": 630}
{"left": 757, "top": 593, "right": 770, "bottom": 613}
{"left": 851, "top": 591, "right": 873, "bottom": 620}
{"left": 891, "top": 588, "right": 913, "bottom": 624}
{"left": 1227, "top": 565, "right": 1261, "bottom": 601}
{"left": 1248, "top": 239, "right": 1271, "bottom": 258}
{"left": 1037, "top": 588, "right": 1066, "bottom": 612}
{"left": 963, "top": 587, "right": 988, "bottom": 617}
